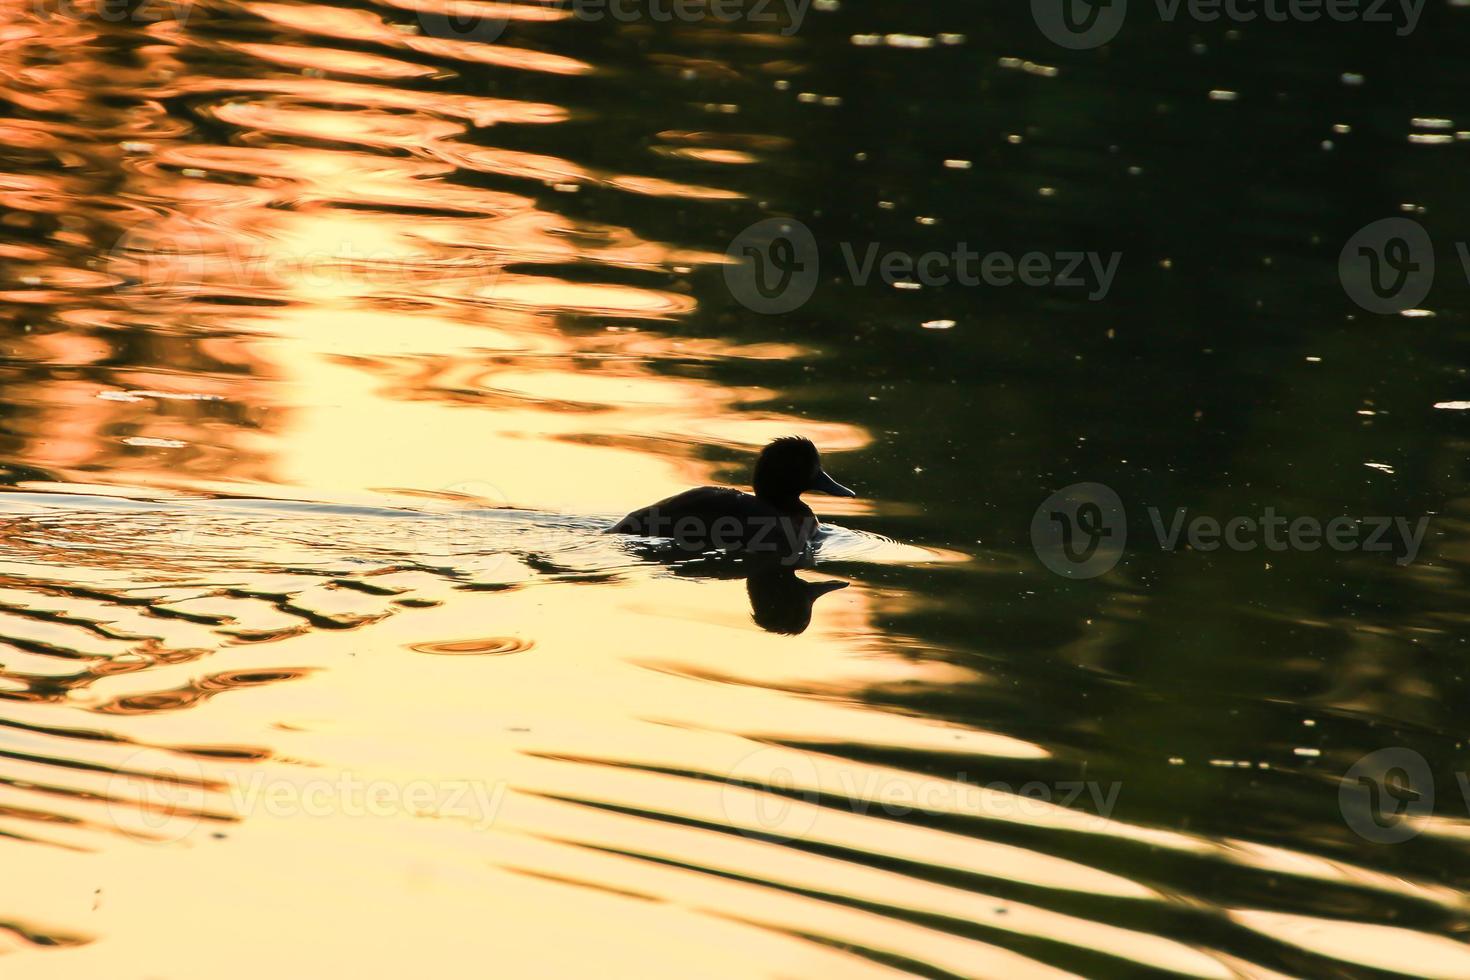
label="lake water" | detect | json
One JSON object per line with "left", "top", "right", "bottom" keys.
{"left": 3, "top": 0, "right": 1470, "bottom": 975}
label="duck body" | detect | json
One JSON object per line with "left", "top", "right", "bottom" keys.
{"left": 606, "top": 437, "right": 854, "bottom": 558}
{"left": 608, "top": 487, "right": 818, "bottom": 553}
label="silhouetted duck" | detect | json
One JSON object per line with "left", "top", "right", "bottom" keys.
{"left": 607, "top": 437, "right": 855, "bottom": 557}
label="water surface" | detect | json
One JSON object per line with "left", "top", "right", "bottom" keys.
{"left": 3, "top": 0, "right": 1470, "bottom": 975}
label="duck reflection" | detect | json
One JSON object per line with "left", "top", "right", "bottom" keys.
{"left": 626, "top": 546, "right": 848, "bottom": 635}
{"left": 744, "top": 564, "right": 849, "bottom": 635}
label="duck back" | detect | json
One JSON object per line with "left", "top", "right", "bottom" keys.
{"left": 608, "top": 487, "right": 815, "bottom": 554}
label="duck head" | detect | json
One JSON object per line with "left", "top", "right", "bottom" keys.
{"left": 752, "top": 436, "right": 856, "bottom": 503}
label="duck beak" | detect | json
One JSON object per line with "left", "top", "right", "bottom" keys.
{"left": 805, "top": 579, "right": 849, "bottom": 600}
{"left": 810, "top": 469, "right": 856, "bottom": 497}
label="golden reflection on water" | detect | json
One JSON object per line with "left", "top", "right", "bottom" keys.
{"left": 0, "top": 2, "right": 964, "bottom": 973}
{"left": 1, "top": 0, "right": 840, "bottom": 507}
{"left": 3, "top": 0, "right": 1470, "bottom": 976}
